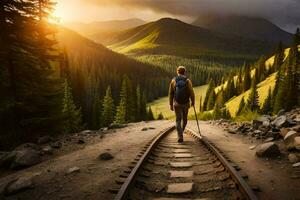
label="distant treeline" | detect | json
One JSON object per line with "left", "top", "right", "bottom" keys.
{"left": 136, "top": 55, "right": 245, "bottom": 86}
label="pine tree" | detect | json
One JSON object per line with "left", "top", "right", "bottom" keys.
{"left": 207, "top": 90, "right": 216, "bottom": 110}
{"left": 101, "top": 86, "right": 115, "bottom": 127}
{"left": 247, "top": 79, "right": 260, "bottom": 112}
{"left": 0, "top": 0, "right": 62, "bottom": 138}
{"left": 157, "top": 113, "right": 164, "bottom": 120}
{"left": 114, "top": 99, "right": 126, "bottom": 124}
{"left": 199, "top": 96, "right": 203, "bottom": 112}
{"left": 273, "top": 41, "right": 285, "bottom": 71}
{"left": 203, "top": 80, "right": 215, "bottom": 111}
{"left": 147, "top": 107, "right": 154, "bottom": 120}
{"left": 293, "top": 28, "right": 300, "bottom": 46}
{"left": 213, "top": 103, "right": 222, "bottom": 119}
{"left": 62, "top": 79, "right": 83, "bottom": 134}
{"left": 140, "top": 91, "right": 148, "bottom": 120}
{"left": 261, "top": 87, "right": 273, "bottom": 115}
{"left": 243, "top": 64, "right": 251, "bottom": 92}
{"left": 236, "top": 97, "right": 246, "bottom": 116}
{"left": 136, "top": 84, "right": 142, "bottom": 121}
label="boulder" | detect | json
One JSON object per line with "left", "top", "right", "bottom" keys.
{"left": 81, "top": 130, "right": 93, "bottom": 134}
{"left": 4, "top": 175, "right": 34, "bottom": 195}
{"left": 228, "top": 128, "right": 238, "bottom": 134}
{"left": 294, "top": 137, "right": 300, "bottom": 150}
{"left": 15, "top": 143, "right": 39, "bottom": 151}
{"left": 50, "top": 142, "right": 62, "bottom": 149}
{"left": 108, "top": 123, "right": 127, "bottom": 129}
{"left": 66, "top": 166, "right": 80, "bottom": 175}
{"left": 256, "top": 142, "right": 280, "bottom": 157}
{"left": 280, "top": 128, "right": 291, "bottom": 137}
{"left": 277, "top": 109, "right": 285, "bottom": 116}
{"left": 292, "top": 125, "right": 300, "bottom": 132}
{"left": 292, "top": 162, "right": 300, "bottom": 167}
{"left": 77, "top": 139, "right": 85, "bottom": 144}
{"left": 252, "top": 120, "right": 263, "bottom": 129}
{"left": 10, "top": 149, "right": 42, "bottom": 169}
{"left": 141, "top": 127, "right": 148, "bottom": 131}
{"left": 284, "top": 131, "right": 300, "bottom": 150}
{"left": 288, "top": 154, "right": 299, "bottom": 163}
{"left": 41, "top": 146, "right": 53, "bottom": 155}
{"left": 37, "top": 136, "right": 53, "bottom": 144}
{"left": 272, "top": 115, "right": 288, "bottom": 128}
{"left": 98, "top": 152, "right": 114, "bottom": 160}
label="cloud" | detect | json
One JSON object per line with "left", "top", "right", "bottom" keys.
{"left": 84, "top": 0, "right": 300, "bottom": 32}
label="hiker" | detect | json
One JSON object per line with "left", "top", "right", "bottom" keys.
{"left": 169, "top": 66, "right": 195, "bottom": 143}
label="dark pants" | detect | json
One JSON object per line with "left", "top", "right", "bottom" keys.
{"left": 174, "top": 103, "right": 189, "bottom": 140}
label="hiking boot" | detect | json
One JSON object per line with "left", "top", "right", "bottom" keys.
{"left": 178, "top": 138, "right": 183, "bottom": 143}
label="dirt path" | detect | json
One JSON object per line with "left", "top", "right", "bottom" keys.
{"left": 188, "top": 121, "right": 300, "bottom": 200}
{"left": 0, "top": 121, "right": 173, "bottom": 200}
{"left": 1, "top": 120, "right": 299, "bottom": 200}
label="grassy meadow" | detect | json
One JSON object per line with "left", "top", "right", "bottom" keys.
{"left": 148, "top": 85, "right": 208, "bottom": 119}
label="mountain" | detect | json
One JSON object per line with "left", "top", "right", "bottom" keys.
{"left": 56, "top": 27, "right": 169, "bottom": 101}
{"left": 64, "top": 18, "right": 146, "bottom": 36}
{"left": 91, "top": 18, "right": 275, "bottom": 58}
{"left": 193, "top": 14, "right": 292, "bottom": 45}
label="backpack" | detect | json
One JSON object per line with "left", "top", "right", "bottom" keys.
{"left": 174, "top": 76, "right": 190, "bottom": 104}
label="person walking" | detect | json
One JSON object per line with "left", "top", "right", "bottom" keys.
{"left": 169, "top": 66, "right": 195, "bottom": 143}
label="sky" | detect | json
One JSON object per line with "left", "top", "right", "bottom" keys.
{"left": 54, "top": 0, "right": 300, "bottom": 32}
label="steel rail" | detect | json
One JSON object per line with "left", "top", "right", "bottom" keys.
{"left": 114, "top": 126, "right": 176, "bottom": 200}
{"left": 186, "top": 127, "right": 258, "bottom": 200}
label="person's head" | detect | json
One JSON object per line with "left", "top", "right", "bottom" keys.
{"left": 177, "top": 66, "right": 186, "bottom": 75}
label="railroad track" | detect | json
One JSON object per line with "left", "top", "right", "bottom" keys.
{"left": 114, "top": 126, "right": 258, "bottom": 200}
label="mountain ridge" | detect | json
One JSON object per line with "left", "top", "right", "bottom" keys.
{"left": 193, "top": 14, "right": 292, "bottom": 45}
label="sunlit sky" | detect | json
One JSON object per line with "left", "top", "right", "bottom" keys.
{"left": 54, "top": 0, "right": 300, "bottom": 32}
{"left": 53, "top": 0, "right": 192, "bottom": 24}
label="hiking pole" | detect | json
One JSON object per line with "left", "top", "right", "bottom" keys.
{"left": 193, "top": 105, "right": 202, "bottom": 137}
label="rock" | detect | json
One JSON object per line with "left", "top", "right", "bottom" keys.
{"left": 50, "top": 142, "right": 62, "bottom": 149}
{"left": 288, "top": 154, "right": 299, "bottom": 163}
{"left": 272, "top": 115, "right": 288, "bottom": 128}
{"left": 294, "top": 137, "right": 300, "bottom": 150}
{"left": 99, "top": 152, "right": 114, "bottom": 160}
{"left": 4, "top": 175, "right": 34, "bottom": 195}
{"left": 256, "top": 142, "right": 280, "bottom": 157}
{"left": 264, "top": 137, "right": 274, "bottom": 142}
{"left": 280, "top": 128, "right": 291, "bottom": 137}
{"left": 287, "top": 119, "right": 297, "bottom": 127}
{"left": 249, "top": 145, "right": 256, "bottom": 150}
{"left": 41, "top": 146, "right": 53, "bottom": 155}
{"left": 37, "top": 136, "right": 53, "bottom": 144}
{"left": 15, "top": 143, "right": 39, "bottom": 151}
{"left": 253, "top": 130, "right": 262, "bottom": 135}
{"left": 77, "top": 139, "right": 85, "bottom": 144}
{"left": 292, "top": 162, "right": 300, "bottom": 167}
{"left": 228, "top": 128, "right": 238, "bottom": 134}
{"left": 108, "top": 123, "right": 127, "bottom": 129}
{"left": 284, "top": 131, "right": 300, "bottom": 150}
{"left": 141, "top": 127, "right": 148, "bottom": 131}
{"left": 292, "top": 125, "right": 300, "bottom": 132}
{"left": 66, "top": 166, "right": 80, "bottom": 175}
{"left": 11, "top": 149, "right": 42, "bottom": 169}
{"left": 252, "top": 120, "right": 263, "bottom": 129}
{"left": 148, "top": 127, "right": 156, "bottom": 130}
{"left": 277, "top": 109, "right": 285, "bottom": 116}
{"left": 81, "top": 130, "right": 93, "bottom": 134}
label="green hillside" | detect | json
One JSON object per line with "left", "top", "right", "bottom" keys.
{"left": 225, "top": 73, "right": 276, "bottom": 116}
{"left": 148, "top": 85, "right": 208, "bottom": 119}
{"left": 217, "top": 45, "right": 300, "bottom": 117}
